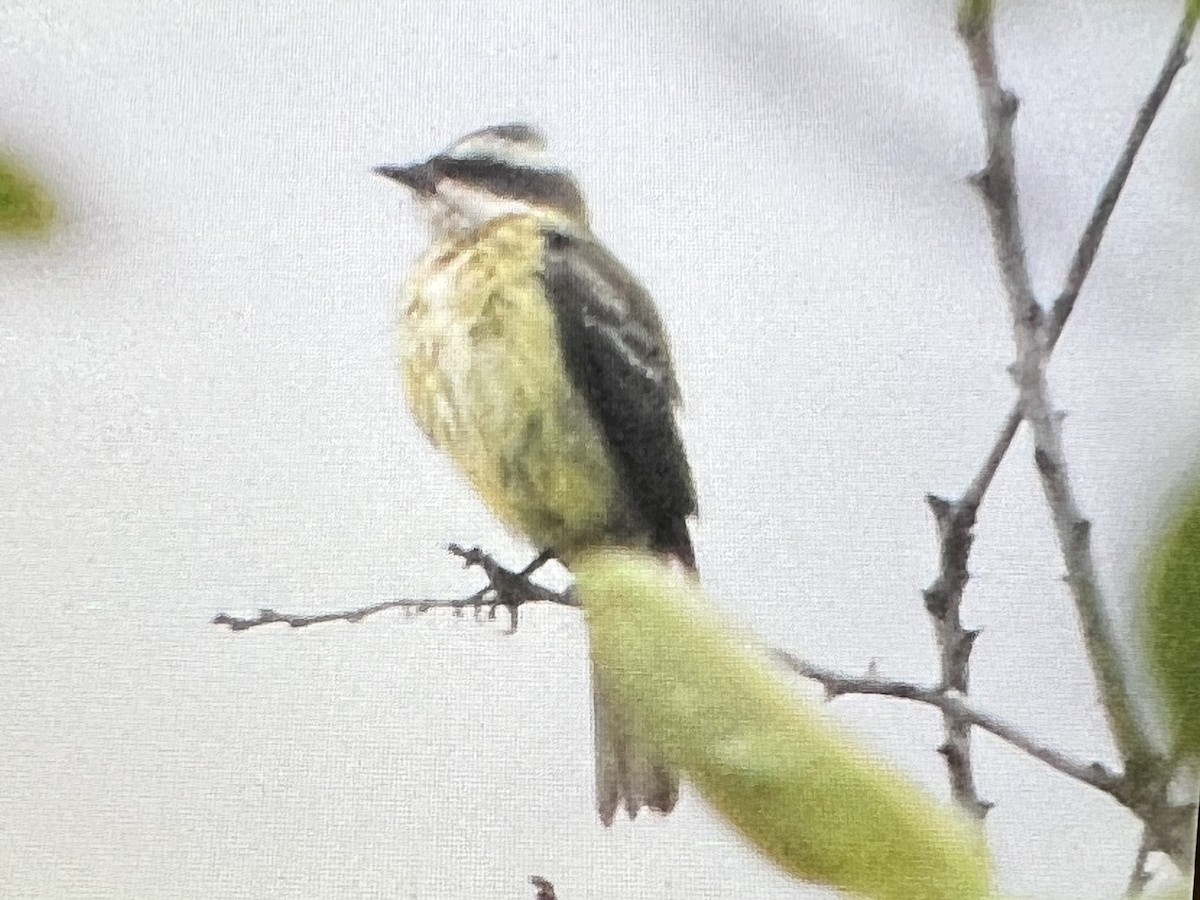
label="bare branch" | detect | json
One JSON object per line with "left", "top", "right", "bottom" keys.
{"left": 957, "top": 0, "right": 1162, "bottom": 774}
{"left": 1050, "top": 13, "right": 1198, "bottom": 347}
{"left": 958, "top": 4, "right": 1041, "bottom": 341}
{"left": 963, "top": 406, "right": 1022, "bottom": 510}
{"left": 1029, "top": 441, "right": 1155, "bottom": 767}
{"left": 1124, "top": 826, "right": 1154, "bottom": 897}
{"left": 213, "top": 538, "right": 1198, "bottom": 858}
{"left": 918, "top": 408, "right": 1021, "bottom": 819}
{"left": 776, "top": 651, "right": 1122, "bottom": 798}
{"left": 212, "top": 545, "right": 577, "bottom": 634}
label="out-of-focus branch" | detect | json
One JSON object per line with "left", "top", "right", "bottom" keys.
{"left": 530, "top": 876, "right": 558, "bottom": 900}
{"left": 212, "top": 544, "right": 576, "bottom": 634}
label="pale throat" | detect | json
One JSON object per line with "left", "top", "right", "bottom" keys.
{"left": 421, "top": 183, "right": 576, "bottom": 240}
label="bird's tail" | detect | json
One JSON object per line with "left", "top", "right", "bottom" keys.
{"left": 592, "top": 658, "right": 678, "bottom": 825}
{"left": 591, "top": 518, "right": 693, "bottom": 825}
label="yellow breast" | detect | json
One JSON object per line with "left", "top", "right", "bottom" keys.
{"left": 400, "top": 216, "right": 622, "bottom": 554}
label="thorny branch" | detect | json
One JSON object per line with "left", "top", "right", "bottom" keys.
{"left": 777, "top": 651, "right": 1124, "bottom": 797}
{"left": 215, "top": 542, "right": 1193, "bottom": 829}
{"left": 920, "top": 407, "right": 1021, "bottom": 819}
{"left": 955, "top": 0, "right": 1198, "bottom": 875}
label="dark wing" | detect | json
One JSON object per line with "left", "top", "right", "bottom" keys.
{"left": 540, "top": 227, "right": 697, "bottom": 566}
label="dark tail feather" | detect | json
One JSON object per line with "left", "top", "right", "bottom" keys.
{"left": 653, "top": 515, "right": 695, "bottom": 572}
{"left": 592, "top": 659, "right": 678, "bottom": 826}
{"left": 592, "top": 515, "right": 693, "bottom": 826}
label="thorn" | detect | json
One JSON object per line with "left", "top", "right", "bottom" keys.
{"left": 963, "top": 628, "right": 983, "bottom": 648}
{"left": 968, "top": 169, "right": 993, "bottom": 199}
{"left": 925, "top": 494, "right": 952, "bottom": 523}
{"left": 1088, "top": 762, "right": 1115, "bottom": 783}
{"left": 998, "top": 89, "right": 1019, "bottom": 119}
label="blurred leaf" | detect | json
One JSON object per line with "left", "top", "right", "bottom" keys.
{"left": 1142, "top": 480, "right": 1200, "bottom": 758}
{"left": 0, "top": 151, "right": 56, "bottom": 236}
{"left": 576, "top": 550, "right": 993, "bottom": 900}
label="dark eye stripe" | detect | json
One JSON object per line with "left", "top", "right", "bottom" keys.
{"left": 429, "top": 156, "right": 585, "bottom": 215}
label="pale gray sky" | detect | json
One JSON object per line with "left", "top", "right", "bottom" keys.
{"left": 2, "top": 1, "right": 1198, "bottom": 898}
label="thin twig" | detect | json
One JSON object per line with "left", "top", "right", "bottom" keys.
{"left": 212, "top": 545, "right": 577, "bottom": 634}
{"left": 778, "top": 651, "right": 1195, "bottom": 849}
{"left": 1124, "top": 826, "right": 1154, "bottom": 897}
{"left": 1050, "top": 12, "right": 1198, "bottom": 346}
{"left": 212, "top": 541, "right": 1200, "bottom": 852}
{"left": 776, "top": 652, "right": 1122, "bottom": 797}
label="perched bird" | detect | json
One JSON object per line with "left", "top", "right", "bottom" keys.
{"left": 376, "top": 124, "right": 697, "bottom": 825}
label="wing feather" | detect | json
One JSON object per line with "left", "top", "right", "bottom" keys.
{"left": 540, "top": 228, "right": 697, "bottom": 559}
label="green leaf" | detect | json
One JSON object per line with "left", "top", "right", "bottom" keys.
{"left": 0, "top": 151, "right": 57, "bottom": 236}
{"left": 1142, "top": 480, "right": 1200, "bottom": 758}
{"left": 576, "top": 550, "right": 993, "bottom": 900}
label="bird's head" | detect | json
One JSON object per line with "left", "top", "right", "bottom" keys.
{"left": 375, "top": 124, "right": 589, "bottom": 239}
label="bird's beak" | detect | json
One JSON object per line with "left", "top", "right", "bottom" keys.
{"left": 373, "top": 162, "right": 436, "bottom": 195}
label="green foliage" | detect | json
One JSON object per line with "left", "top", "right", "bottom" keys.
{"left": 0, "top": 152, "right": 56, "bottom": 236}
{"left": 1142, "top": 480, "right": 1200, "bottom": 758}
{"left": 576, "top": 550, "right": 994, "bottom": 900}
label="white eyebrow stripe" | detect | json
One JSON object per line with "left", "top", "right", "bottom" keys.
{"left": 446, "top": 127, "right": 550, "bottom": 167}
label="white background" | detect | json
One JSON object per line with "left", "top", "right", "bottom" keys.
{"left": 2, "top": 1, "right": 1198, "bottom": 897}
